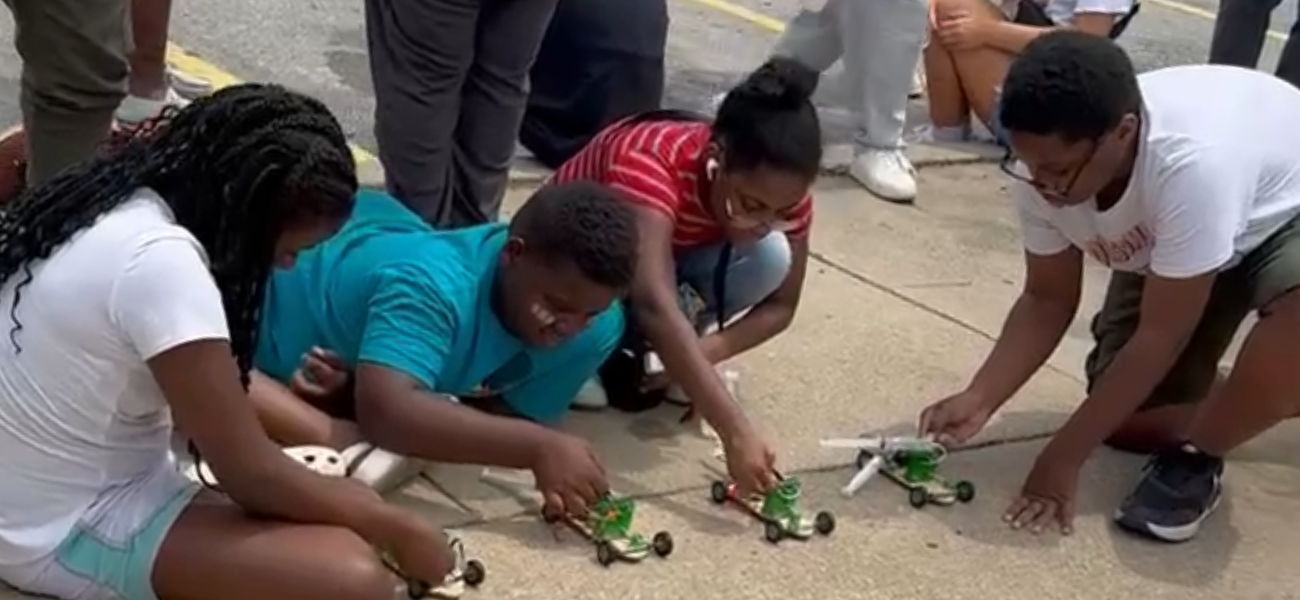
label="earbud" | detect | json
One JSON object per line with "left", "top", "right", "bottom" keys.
{"left": 705, "top": 158, "right": 720, "bottom": 181}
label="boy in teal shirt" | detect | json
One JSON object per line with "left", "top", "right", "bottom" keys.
{"left": 250, "top": 181, "right": 638, "bottom": 515}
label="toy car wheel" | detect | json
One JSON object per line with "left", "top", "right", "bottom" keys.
{"left": 651, "top": 531, "right": 674, "bottom": 557}
{"left": 955, "top": 480, "right": 976, "bottom": 503}
{"left": 463, "top": 559, "right": 486, "bottom": 587}
{"left": 855, "top": 450, "right": 871, "bottom": 470}
{"left": 405, "top": 580, "right": 431, "bottom": 599}
{"left": 763, "top": 521, "right": 784, "bottom": 544}
{"left": 908, "top": 487, "right": 929, "bottom": 508}
{"left": 596, "top": 541, "right": 617, "bottom": 567}
{"left": 709, "top": 480, "right": 729, "bottom": 504}
{"left": 813, "top": 511, "right": 836, "bottom": 535}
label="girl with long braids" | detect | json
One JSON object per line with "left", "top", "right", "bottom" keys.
{"left": 0, "top": 84, "right": 452, "bottom": 600}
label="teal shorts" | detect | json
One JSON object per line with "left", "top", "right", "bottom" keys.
{"left": 10, "top": 467, "right": 199, "bottom": 600}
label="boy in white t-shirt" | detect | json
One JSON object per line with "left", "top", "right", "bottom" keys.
{"left": 919, "top": 31, "right": 1300, "bottom": 543}
{"left": 922, "top": 0, "right": 1135, "bottom": 145}
{"left": 0, "top": 85, "right": 453, "bottom": 600}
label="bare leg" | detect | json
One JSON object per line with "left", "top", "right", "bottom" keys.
{"left": 1184, "top": 290, "right": 1300, "bottom": 455}
{"left": 930, "top": 0, "right": 1013, "bottom": 127}
{"left": 249, "top": 373, "right": 363, "bottom": 450}
{"left": 153, "top": 491, "right": 400, "bottom": 600}
{"left": 922, "top": 41, "right": 969, "bottom": 128}
{"left": 1105, "top": 404, "right": 1197, "bottom": 454}
{"left": 129, "top": 0, "right": 173, "bottom": 100}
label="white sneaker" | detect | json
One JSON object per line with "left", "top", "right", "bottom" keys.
{"left": 571, "top": 376, "right": 609, "bottom": 410}
{"left": 167, "top": 69, "right": 213, "bottom": 99}
{"left": 185, "top": 444, "right": 348, "bottom": 487}
{"left": 850, "top": 149, "right": 918, "bottom": 204}
{"left": 342, "top": 442, "right": 424, "bottom": 493}
{"left": 115, "top": 88, "right": 189, "bottom": 126}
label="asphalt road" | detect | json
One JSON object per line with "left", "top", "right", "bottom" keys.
{"left": 0, "top": 0, "right": 1293, "bottom": 153}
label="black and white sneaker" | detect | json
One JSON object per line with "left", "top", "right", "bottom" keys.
{"left": 1114, "top": 444, "right": 1224, "bottom": 543}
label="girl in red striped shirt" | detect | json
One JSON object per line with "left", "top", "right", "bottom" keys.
{"left": 551, "top": 58, "right": 821, "bottom": 495}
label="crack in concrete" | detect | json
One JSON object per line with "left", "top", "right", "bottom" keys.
{"left": 807, "top": 249, "right": 1084, "bottom": 386}
{"left": 426, "top": 431, "right": 1057, "bottom": 530}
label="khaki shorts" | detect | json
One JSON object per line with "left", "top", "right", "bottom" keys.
{"left": 1085, "top": 213, "right": 1300, "bottom": 408}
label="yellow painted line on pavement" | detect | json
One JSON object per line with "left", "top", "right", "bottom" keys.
{"left": 164, "top": 43, "right": 378, "bottom": 167}
{"left": 680, "top": 0, "right": 1288, "bottom": 41}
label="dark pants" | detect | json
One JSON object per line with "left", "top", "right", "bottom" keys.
{"left": 1086, "top": 214, "right": 1300, "bottom": 408}
{"left": 365, "top": 0, "right": 558, "bottom": 228}
{"left": 3, "top": 0, "right": 130, "bottom": 186}
{"left": 1209, "top": 0, "right": 1300, "bottom": 89}
{"left": 519, "top": 0, "right": 668, "bottom": 169}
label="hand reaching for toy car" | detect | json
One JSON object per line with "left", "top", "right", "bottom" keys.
{"left": 531, "top": 431, "right": 610, "bottom": 518}
{"left": 722, "top": 427, "right": 778, "bottom": 496}
{"left": 378, "top": 509, "right": 456, "bottom": 589}
{"left": 918, "top": 389, "right": 996, "bottom": 447}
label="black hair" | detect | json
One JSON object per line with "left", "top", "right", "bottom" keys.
{"left": 999, "top": 30, "right": 1141, "bottom": 143}
{"left": 510, "top": 181, "right": 639, "bottom": 291}
{"left": 0, "top": 83, "right": 357, "bottom": 386}
{"left": 714, "top": 57, "right": 823, "bottom": 178}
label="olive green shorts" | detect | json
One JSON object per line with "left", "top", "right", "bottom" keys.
{"left": 1085, "top": 213, "right": 1300, "bottom": 408}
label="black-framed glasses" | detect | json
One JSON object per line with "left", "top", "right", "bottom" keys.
{"left": 999, "top": 141, "right": 1100, "bottom": 202}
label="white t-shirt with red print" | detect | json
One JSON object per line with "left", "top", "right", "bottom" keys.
{"left": 1015, "top": 65, "right": 1300, "bottom": 279}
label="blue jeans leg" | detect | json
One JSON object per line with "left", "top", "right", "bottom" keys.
{"left": 675, "top": 232, "right": 793, "bottom": 330}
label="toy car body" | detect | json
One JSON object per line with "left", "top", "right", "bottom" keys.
{"left": 709, "top": 477, "right": 835, "bottom": 543}
{"left": 388, "top": 537, "right": 486, "bottom": 599}
{"left": 822, "top": 435, "right": 976, "bottom": 508}
{"left": 548, "top": 495, "right": 674, "bottom": 566}
{"left": 859, "top": 445, "right": 976, "bottom": 508}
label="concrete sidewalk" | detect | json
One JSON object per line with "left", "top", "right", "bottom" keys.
{"left": 3, "top": 163, "right": 1296, "bottom": 600}
{"left": 391, "top": 163, "right": 1300, "bottom": 599}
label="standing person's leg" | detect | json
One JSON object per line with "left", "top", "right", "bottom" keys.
{"left": 447, "top": 0, "right": 560, "bottom": 228}
{"left": 837, "top": 0, "right": 928, "bottom": 203}
{"left": 1273, "top": 18, "right": 1300, "bottom": 89}
{"left": 366, "top": 0, "right": 477, "bottom": 227}
{"left": 116, "top": 0, "right": 213, "bottom": 125}
{"left": 1116, "top": 217, "right": 1300, "bottom": 543}
{"left": 771, "top": 3, "right": 844, "bottom": 73}
{"left": 5, "top": 0, "right": 130, "bottom": 186}
{"left": 1207, "top": 0, "right": 1280, "bottom": 70}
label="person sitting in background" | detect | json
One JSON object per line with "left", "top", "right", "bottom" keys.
{"left": 0, "top": 83, "right": 454, "bottom": 600}
{"left": 247, "top": 182, "right": 635, "bottom": 516}
{"left": 550, "top": 57, "right": 821, "bottom": 497}
{"left": 751, "top": 0, "right": 928, "bottom": 203}
{"left": 520, "top": 0, "right": 669, "bottom": 169}
{"left": 922, "top": 0, "right": 1137, "bottom": 145}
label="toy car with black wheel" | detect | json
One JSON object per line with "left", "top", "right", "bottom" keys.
{"left": 708, "top": 477, "right": 835, "bottom": 544}
{"left": 387, "top": 536, "right": 486, "bottom": 599}
{"left": 821, "top": 435, "right": 976, "bottom": 508}
{"left": 545, "top": 494, "right": 674, "bottom": 567}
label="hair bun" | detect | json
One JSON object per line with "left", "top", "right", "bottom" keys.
{"left": 731, "top": 57, "right": 819, "bottom": 111}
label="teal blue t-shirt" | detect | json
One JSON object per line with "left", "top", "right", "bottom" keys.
{"left": 254, "top": 190, "right": 624, "bottom": 424}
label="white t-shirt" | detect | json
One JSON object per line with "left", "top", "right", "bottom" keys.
{"left": 0, "top": 188, "right": 229, "bottom": 566}
{"left": 1016, "top": 65, "right": 1300, "bottom": 278}
{"left": 1001, "top": 0, "right": 1134, "bottom": 27}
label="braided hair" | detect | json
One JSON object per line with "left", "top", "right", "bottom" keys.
{"left": 0, "top": 83, "right": 357, "bottom": 386}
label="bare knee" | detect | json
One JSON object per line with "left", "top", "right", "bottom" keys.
{"left": 330, "top": 545, "right": 400, "bottom": 600}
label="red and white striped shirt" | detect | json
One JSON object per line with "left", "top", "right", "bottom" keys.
{"left": 551, "top": 119, "right": 813, "bottom": 248}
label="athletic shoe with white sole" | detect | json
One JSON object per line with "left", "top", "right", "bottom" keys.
{"left": 342, "top": 442, "right": 425, "bottom": 494}
{"left": 185, "top": 444, "right": 349, "bottom": 488}
{"left": 1114, "top": 443, "right": 1224, "bottom": 543}
{"left": 115, "top": 88, "right": 190, "bottom": 126}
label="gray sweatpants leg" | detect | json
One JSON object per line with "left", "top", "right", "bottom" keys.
{"left": 1208, "top": 0, "right": 1300, "bottom": 89}
{"left": 366, "top": 0, "right": 558, "bottom": 228}
{"left": 4, "top": 0, "right": 130, "bottom": 186}
{"left": 772, "top": 0, "right": 927, "bottom": 151}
